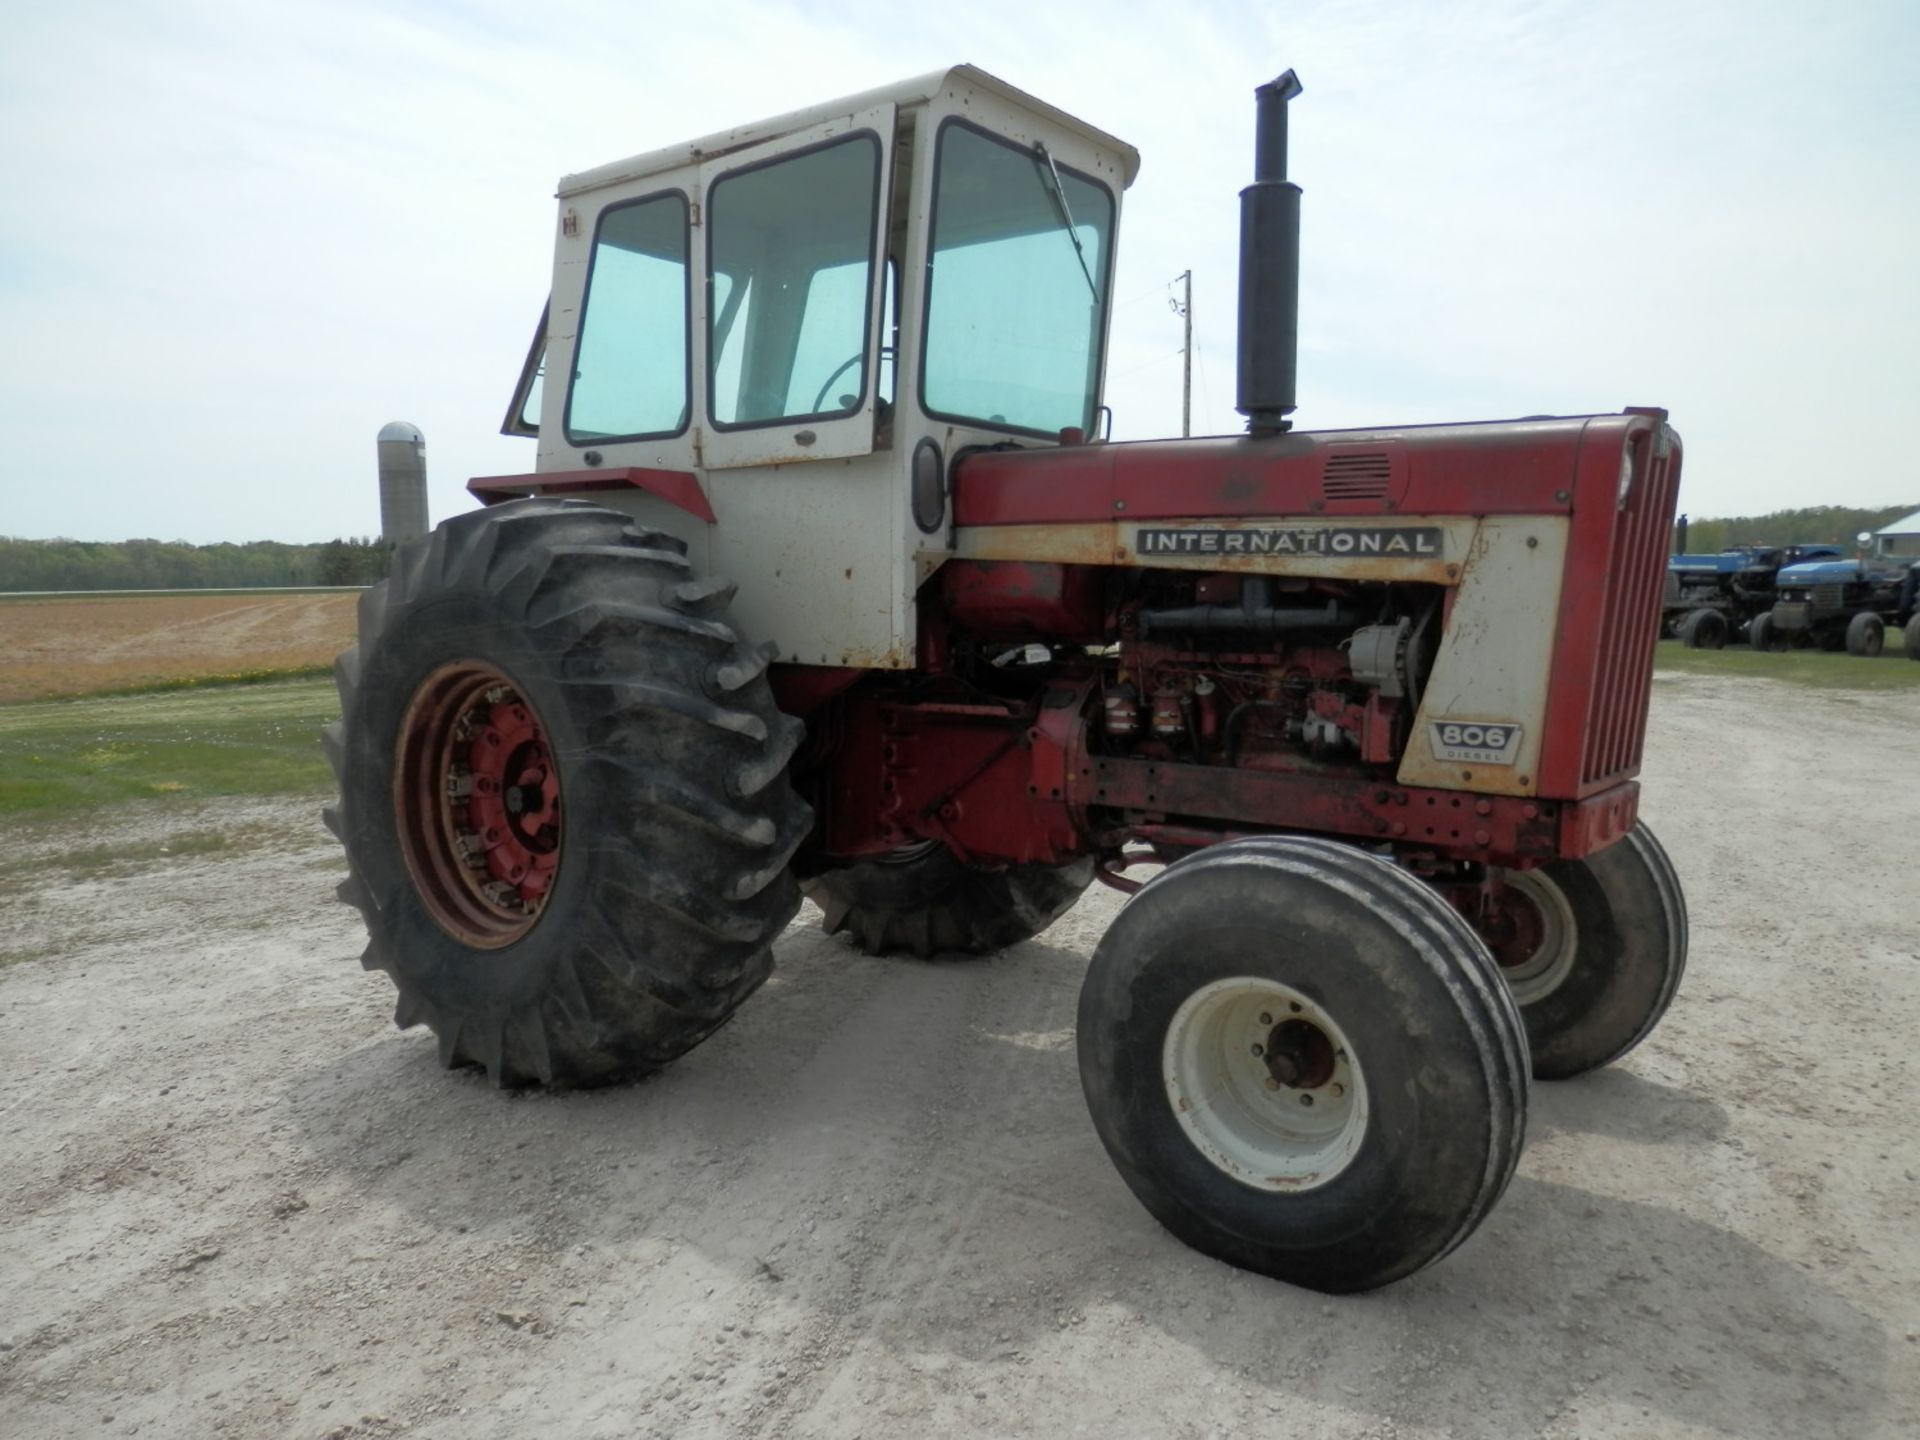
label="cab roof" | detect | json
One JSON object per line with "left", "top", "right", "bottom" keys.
{"left": 557, "top": 64, "right": 1141, "bottom": 200}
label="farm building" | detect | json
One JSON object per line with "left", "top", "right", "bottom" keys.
{"left": 1874, "top": 508, "right": 1920, "bottom": 558}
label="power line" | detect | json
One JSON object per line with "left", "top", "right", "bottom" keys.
{"left": 1111, "top": 349, "right": 1183, "bottom": 382}
{"left": 1196, "top": 337, "right": 1214, "bottom": 428}
{"left": 1169, "top": 270, "right": 1192, "bottom": 438}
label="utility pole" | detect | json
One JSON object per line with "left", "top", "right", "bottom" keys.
{"left": 1171, "top": 270, "right": 1193, "bottom": 438}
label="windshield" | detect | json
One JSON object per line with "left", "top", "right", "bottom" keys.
{"left": 920, "top": 120, "right": 1114, "bottom": 437}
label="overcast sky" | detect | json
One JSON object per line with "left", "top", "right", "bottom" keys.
{"left": 2, "top": 0, "right": 1914, "bottom": 544}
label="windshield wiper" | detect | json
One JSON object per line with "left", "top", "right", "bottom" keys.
{"left": 1033, "top": 141, "right": 1100, "bottom": 304}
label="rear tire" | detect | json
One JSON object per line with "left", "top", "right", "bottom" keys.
{"left": 1480, "top": 822, "right": 1688, "bottom": 1080}
{"left": 1677, "top": 608, "right": 1726, "bottom": 650}
{"left": 1845, "top": 611, "right": 1884, "bottom": 657}
{"left": 805, "top": 846, "right": 1093, "bottom": 957}
{"left": 1076, "top": 836, "right": 1528, "bottom": 1294}
{"left": 1749, "top": 611, "right": 1788, "bottom": 652}
{"left": 324, "top": 498, "right": 810, "bottom": 1088}
{"left": 1906, "top": 613, "right": 1920, "bottom": 661}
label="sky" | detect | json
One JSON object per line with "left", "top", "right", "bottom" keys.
{"left": 1, "top": 0, "right": 1915, "bottom": 544}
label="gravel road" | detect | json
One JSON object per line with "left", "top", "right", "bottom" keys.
{"left": 3, "top": 669, "right": 1916, "bottom": 1439}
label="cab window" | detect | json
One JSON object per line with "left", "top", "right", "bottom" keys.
{"left": 565, "top": 192, "right": 691, "bottom": 443}
{"left": 707, "top": 133, "right": 881, "bottom": 429}
{"left": 921, "top": 121, "right": 1114, "bottom": 437}
{"left": 518, "top": 347, "right": 544, "bottom": 432}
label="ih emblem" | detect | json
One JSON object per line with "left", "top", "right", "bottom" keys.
{"left": 1430, "top": 721, "right": 1522, "bottom": 765}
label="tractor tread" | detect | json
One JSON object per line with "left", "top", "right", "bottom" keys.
{"left": 325, "top": 497, "right": 808, "bottom": 1089}
{"left": 805, "top": 850, "right": 1094, "bottom": 958}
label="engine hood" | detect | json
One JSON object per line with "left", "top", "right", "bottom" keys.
{"left": 1776, "top": 559, "right": 1861, "bottom": 584}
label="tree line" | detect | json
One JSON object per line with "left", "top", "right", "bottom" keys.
{"left": 1674, "top": 503, "right": 1917, "bottom": 555}
{"left": 0, "top": 536, "right": 394, "bottom": 592}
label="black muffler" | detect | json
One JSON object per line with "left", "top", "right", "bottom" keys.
{"left": 1236, "top": 69, "right": 1304, "bottom": 436}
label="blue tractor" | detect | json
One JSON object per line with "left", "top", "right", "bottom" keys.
{"left": 1754, "top": 552, "right": 1920, "bottom": 657}
{"left": 1662, "top": 544, "right": 1845, "bottom": 649}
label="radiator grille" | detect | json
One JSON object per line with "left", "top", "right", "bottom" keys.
{"left": 1810, "top": 583, "right": 1845, "bottom": 610}
{"left": 1319, "top": 451, "right": 1393, "bottom": 500}
{"left": 1580, "top": 438, "right": 1680, "bottom": 788}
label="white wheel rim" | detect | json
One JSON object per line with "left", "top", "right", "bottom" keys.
{"left": 1162, "top": 977, "right": 1368, "bottom": 1193}
{"left": 1498, "top": 870, "right": 1579, "bottom": 1005}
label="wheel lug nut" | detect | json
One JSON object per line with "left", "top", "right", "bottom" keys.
{"left": 1330, "top": 1083, "right": 1345, "bottom": 1097}
{"left": 1264, "top": 1077, "right": 1281, "bottom": 1092}
{"left": 1258, "top": 1012, "right": 1273, "bottom": 1026}
{"left": 1250, "top": 1043, "right": 1264, "bottom": 1056}
{"left": 1289, "top": 1002, "right": 1302, "bottom": 1014}
{"left": 1298, "top": 1094, "right": 1315, "bottom": 1107}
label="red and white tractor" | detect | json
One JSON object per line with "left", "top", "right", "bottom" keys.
{"left": 326, "top": 66, "right": 1686, "bottom": 1293}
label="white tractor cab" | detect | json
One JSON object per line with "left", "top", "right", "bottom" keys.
{"left": 491, "top": 66, "right": 1139, "bottom": 669}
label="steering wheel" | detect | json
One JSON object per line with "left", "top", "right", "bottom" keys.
{"left": 810, "top": 347, "right": 895, "bottom": 415}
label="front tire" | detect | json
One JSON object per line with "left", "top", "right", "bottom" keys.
{"left": 804, "top": 845, "right": 1093, "bottom": 957}
{"left": 1477, "top": 822, "right": 1688, "bottom": 1079}
{"left": 1077, "top": 837, "right": 1528, "bottom": 1294}
{"left": 324, "top": 499, "right": 810, "bottom": 1087}
{"left": 1906, "top": 612, "right": 1920, "bottom": 661}
{"left": 1845, "top": 611, "right": 1884, "bottom": 657}
{"left": 1749, "top": 611, "right": 1788, "bottom": 652}
{"left": 1677, "top": 608, "right": 1727, "bottom": 650}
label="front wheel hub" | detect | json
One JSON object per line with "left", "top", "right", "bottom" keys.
{"left": 394, "top": 662, "right": 562, "bottom": 948}
{"left": 1480, "top": 870, "right": 1577, "bottom": 1005}
{"left": 1162, "top": 978, "right": 1368, "bottom": 1193}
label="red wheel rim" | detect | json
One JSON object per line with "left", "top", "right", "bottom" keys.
{"left": 1473, "top": 870, "right": 1578, "bottom": 1004}
{"left": 1481, "top": 885, "right": 1548, "bottom": 972}
{"left": 394, "top": 662, "right": 562, "bottom": 948}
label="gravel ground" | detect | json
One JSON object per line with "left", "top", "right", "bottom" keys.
{"left": 2, "top": 670, "right": 1916, "bottom": 1439}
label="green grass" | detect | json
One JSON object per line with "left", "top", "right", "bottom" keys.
{"left": 32, "top": 662, "right": 333, "bottom": 702}
{"left": 0, "top": 678, "right": 339, "bottom": 816}
{"left": 1653, "top": 639, "right": 1920, "bottom": 690}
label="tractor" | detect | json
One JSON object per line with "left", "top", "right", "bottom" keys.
{"left": 1754, "top": 545, "right": 1920, "bottom": 657}
{"left": 325, "top": 66, "right": 1688, "bottom": 1294}
{"left": 1663, "top": 542, "right": 1843, "bottom": 648}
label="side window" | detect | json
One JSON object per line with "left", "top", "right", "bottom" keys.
{"left": 500, "top": 301, "right": 547, "bottom": 438}
{"left": 921, "top": 122, "right": 1114, "bottom": 437}
{"left": 519, "top": 348, "right": 545, "bottom": 431}
{"left": 707, "top": 133, "right": 881, "bottom": 429}
{"left": 565, "top": 192, "right": 690, "bottom": 443}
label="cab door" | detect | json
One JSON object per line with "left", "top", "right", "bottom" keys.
{"left": 697, "top": 103, "right": 895, "bottom": 470}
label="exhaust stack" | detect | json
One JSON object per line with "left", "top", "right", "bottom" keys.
{"left": 1236, "top": 69, "right": 1304, "bottom": 436}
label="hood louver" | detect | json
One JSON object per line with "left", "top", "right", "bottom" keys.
{"left": 1319, "top": 450, "right": 1393, "bottom": 501}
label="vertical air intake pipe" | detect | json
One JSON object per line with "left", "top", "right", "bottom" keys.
{"left": 1236, "top": 69, "right": 1304, "bottom": 436}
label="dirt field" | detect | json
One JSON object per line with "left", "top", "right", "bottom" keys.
{"left": 0, "top": 593, "right": 358, "bottom": 702}
{"left": 2, "top": 670, "right": 1915, "bottom": 1439}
